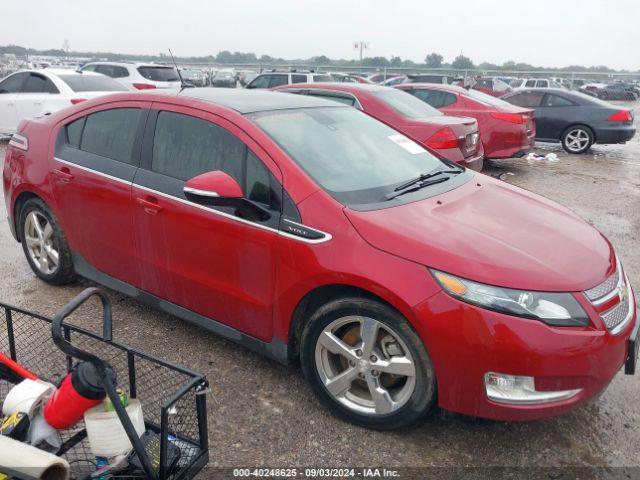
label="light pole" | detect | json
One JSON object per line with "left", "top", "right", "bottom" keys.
{"left": 353, "top": 41, "right": 370, "bottom": 65}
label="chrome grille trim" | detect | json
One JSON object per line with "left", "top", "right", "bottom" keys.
{"left": 585, "top": 268, "right": 619, "bottom": 302}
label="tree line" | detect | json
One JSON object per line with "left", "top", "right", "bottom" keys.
{"left": 0, "top": 45, "right": 632, "bottom": 73}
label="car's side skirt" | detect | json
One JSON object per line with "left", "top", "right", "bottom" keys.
{"left": 71, "top": 252, "right": 290, "bottom": 365}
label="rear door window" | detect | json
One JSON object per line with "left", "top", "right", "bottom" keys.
{"left": 80, "top": 108, "right": 142, "bottom": 164}
{"left": 268, "top": 74, "right": 289, "bottom": 88}
{"left": 525, "top": 80, "right": 536, "bottom": 87}
{"left": 95, "top": 65, "right": 129, "bottom": 78}
{"left": 23, "top": 73, "right": 59, "bottom": 93}
{"left": 291, "top": 74, "right": 307, "bottom": 84}
{"left": 58, "top": 74, "right": 127, "bottom": 92}
{"left": 507, "top": 91, "right": 544, "bottom": 108}
{"left": 543, "top": 94, "right": 576, "bottom": 107}
{"left": 312, "top": 75, "right": 332, "bottom": 82}
{"left": 411, "top": 89, "right": 457, "bottom": 108}
{"left": 0, "top": 72, "right": 29, "bottom": 93}
{"left": 307, "top": 92, "right": 357, "bottom": 107}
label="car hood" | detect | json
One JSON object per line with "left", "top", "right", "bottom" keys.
{"left": 345, "top": 176, "right": 614, "bottom": 292}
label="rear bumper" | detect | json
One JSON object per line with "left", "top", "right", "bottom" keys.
{"left": 413, "top": 290, "right": 637, "bottom": 421}
{"left": 594, "top": 126, "right": 636, "bottom": 144}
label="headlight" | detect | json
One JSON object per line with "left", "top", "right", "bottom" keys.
{"left": 431, "top": 270, "right": 589, "bottom": 327}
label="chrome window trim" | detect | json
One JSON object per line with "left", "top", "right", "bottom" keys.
{"left": 55, "top": 157, "right": 131, "bottom": 186}
{"left": 54, "top": 157, "right": 332, "bottom": 245}
{"left": 183, "top": 186, "right": 220, "bottom": 198}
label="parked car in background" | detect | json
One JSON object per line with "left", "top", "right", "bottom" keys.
{"left": 81, "top": 62, "right": 181, "bottom": 90}
{"left": 180, "top": 68, "right": 208, "bottom": 87}
{"left": 273, "top": 83, "right": 484, "bottom": 170}
{"left": 366, "top": 72, "right": 402, "bottom": 84}
{"left": 503, "top": 88, "right": 636, "bottom": 153}
{"left": 246, "top": 71, "right": 333, "bottom": 89}
{"left": 515, "top": 78, "right": 564, "bottom": 90}
{"left": 212, "top": 69, "right": 237, "bottom": 88}
{"left": 331, "top": 72, "right": 373, "bottom": 84}
{"left": 580, "top": 83, "right": 639, "bottom": 101}
{"left": 472, "top": 77, "right": 512, "bottom": 97}
{"left": 0, "top": 69, "right": 128, "bottom": 136}
{"left": 397, "top": 83, "right": 535, "bottom": 159}
{"left": 5, "top": 88, "right": 636, "bottom": 429}
{"left": 381, "top": 75, "right": 408, "bottom": 86}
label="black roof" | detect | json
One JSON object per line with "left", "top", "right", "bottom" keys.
{"left": 176, "top": 88, "right": 346, "bottom": 114}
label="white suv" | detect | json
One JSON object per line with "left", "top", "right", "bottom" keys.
{"left": 246, "top": 71, "right": 333, "bottom": 89}
{"left": 81, "top": 62, "right": 181, "bottom": 90}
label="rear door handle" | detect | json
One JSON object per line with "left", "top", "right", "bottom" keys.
{"left": 53, "top": 167, "right": 74, "bottom": 183}
{"left": 136, "top": 196, "right": 163, "bottom": 215}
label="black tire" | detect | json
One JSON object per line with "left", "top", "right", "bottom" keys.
{"left": 300, "top": 296, "right": 436, "bottom": 429}
{"left": 561, "top": 125, "right": 594, "bottom": 154}
{"left": 19, "top": 197, "right": 76, "bottom": 285}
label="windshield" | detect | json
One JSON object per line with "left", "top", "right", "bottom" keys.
{"left": 137, "top": 66, "right": 180, "bottom": 82}
{"left": 374, "top": 89, "right": 443, "bottom": 118}
{"left": 249, "top": 107, "right": 451, "bottom": 206}
{"left": 465, "top": 88, "right": 512, "bottom": 106}
{"left": 59, "top": 74, "right": 128, "bottom": 92}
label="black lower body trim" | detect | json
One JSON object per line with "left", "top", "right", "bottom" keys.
{"left": 71, "top": 252, "right": 289, "bottom": 364}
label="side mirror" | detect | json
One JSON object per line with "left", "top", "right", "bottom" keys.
{"left": 183, "top": 171, "right": 271, "bottom": 222}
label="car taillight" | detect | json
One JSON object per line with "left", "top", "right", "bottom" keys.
{"left": 608, "top": 110, "right": 633, "bottom": 122}
{"left": 133, "top": 83, "right": 157, "bottom": 90}
{"left": 70, "top": 99, "right": 86, "bottom": 105}
{"left": 490, "top": 112, "right": 526, "bottom": 124}
{"left": 426, "top": 128, "right": 459, "bottom": 149}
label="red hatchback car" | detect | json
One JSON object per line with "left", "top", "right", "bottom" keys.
{"left": 272, "top": 83, "right": 485, "bottom": 171}
{"left": 4, "top": 89, "right": 638, "bottom": 429}
{"left": 396, "top": 83, "right": 536, "bottom": 159}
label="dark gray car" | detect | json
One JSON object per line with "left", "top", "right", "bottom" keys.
{"left": 502, "top": 88, "right": 636, "bottom": 153}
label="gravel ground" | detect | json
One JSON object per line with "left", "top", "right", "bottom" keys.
{"left": 0, "top": 100, "right": 639, "bottom": 476}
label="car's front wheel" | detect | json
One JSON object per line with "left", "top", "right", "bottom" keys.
{"left": 561, "top": 126, "right": 594, "bottom": 154}
{"left": 300, "top": 297, "right": 436, "bottom": 429}
{"left": 19, "top": 197, "right": 76, "bottom": 285}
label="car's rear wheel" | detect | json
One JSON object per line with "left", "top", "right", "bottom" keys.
{"left": 561, "top": 126, "right": 594, "bottom": 154}
{"left": 300, "top": 297, "right": 436, "bottom": 429}
{"left": 19, "top": 198, "right": 76, "bottom": 285}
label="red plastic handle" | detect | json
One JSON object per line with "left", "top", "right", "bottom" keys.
{"left": 0, "top": 352, "right": 38, "bottom": 380}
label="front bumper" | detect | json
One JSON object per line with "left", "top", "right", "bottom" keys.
{"left": 412, "top": 290, "right": 637, "bottom": 421}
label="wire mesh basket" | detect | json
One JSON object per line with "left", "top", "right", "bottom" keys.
{"left": 0, "top": 288, "right": 209, "bottom": 479}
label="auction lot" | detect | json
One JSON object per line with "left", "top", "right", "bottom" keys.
{"left": 1, "top": 100, "right": 639, "bottom": 473}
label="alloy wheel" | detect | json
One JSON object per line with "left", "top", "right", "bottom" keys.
{"left": 24, "top": 211, "right": 59, "bottom": 275}
{"left": 314, "top": 315, "right": 416, "bottom": 416}
{"left": 564, "top": 128, "right": 590, "bottom": 153}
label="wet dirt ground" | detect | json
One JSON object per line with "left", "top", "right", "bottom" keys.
{"left": 0, "top": 100, "right": 638, "bottom": 477}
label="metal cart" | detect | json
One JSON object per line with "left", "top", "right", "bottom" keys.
{"left": 0, "top": 288, "right": 209, "bottom": 479}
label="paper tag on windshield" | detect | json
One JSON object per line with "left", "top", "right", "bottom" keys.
{"left": 388, "top": 134, "right": 426, "bottom": 154}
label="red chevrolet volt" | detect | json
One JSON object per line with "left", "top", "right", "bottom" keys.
{"left": 3, "top": 89, "right": 637, "bottom": 429}
{"left": 272, "top": 83, "right": 485, "bottom": 171}
{"left": 396, "top": 83, "right": 536, "bottom": 159}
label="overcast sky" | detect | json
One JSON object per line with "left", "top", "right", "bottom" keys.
{"left": 4, "top": 0, "right": 639, "bottom": 70}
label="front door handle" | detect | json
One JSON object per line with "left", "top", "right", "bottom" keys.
{"left": 53, "top": 167, "right": 74, "bottom": 183}
{"left": 136, "top": 196, "right": 163, "bottom": 215}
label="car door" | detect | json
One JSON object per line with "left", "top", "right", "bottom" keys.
{"left": 0, "top": 72, "right": 28, "bottom": 134}
{"left": 246, "top": 74, "right": 271, "bottom": 89}
{"left": 536, "top": 93, "right": 577, "bottom": 140}
{"left": 14, "top": 73, "right": 60, "bottom": 122}
{"left": 51, "top": 103, "right": 148, "bottom": 286}
{"left": 131, "top": 104, "right": 284, "bottom": 341}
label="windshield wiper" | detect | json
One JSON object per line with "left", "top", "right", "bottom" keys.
{"left": 392, "top": 169, "right": 462, "bottom": 193}
{"left": 384, "top": 176, "right": 450, "bottom": 201}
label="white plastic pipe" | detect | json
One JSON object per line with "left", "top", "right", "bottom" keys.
{"left": 0, "top": 435, "right": 69, "bottom": 480}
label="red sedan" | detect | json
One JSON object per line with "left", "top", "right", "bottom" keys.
{"left": 4, "top": 89, "right": 637, "bottom": 429}
{"left": 272, "top": 83, "right": 485, "bottom": 171}
{"left": 397, "top": 83, "right": 536, "bottom": 159}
